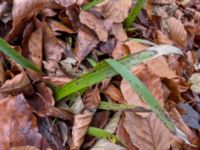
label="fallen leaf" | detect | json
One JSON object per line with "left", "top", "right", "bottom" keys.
{"left": 71, "top": 110, "right": 93, "bottom": 150}
{"left": 53, "top": 0, "right": 76, "bottom": 7}
{"left": 120, "top": 65, "right": 165, "bottom": 117}
{"left": 111, "top": 23, "right": 128, "bottom": 42}
{"left": 166, "top": 17, "right": 187, "bottom": 48}
{"left": 43, "top": 23, "right": 66, "bottom": 62}
{"left": 43, "top": 61, "right": 66, "bottom": 76}
{"left": 123, "top": 111, "right": 172, "bottom": 150}
{"left": 117, "top": 113, "right": 137, "bottom": 150}
{"left": 0, "top": 71, "right": 33, "bottom": 94}
{"left": 47, "top": 19, "right": 75, "bottom": 34}
{"left": 57, "top": 121, "right": 69, "bottom": 147}
{"left": 0, "top": 94, "right": 43, "bottom": 149}
{"left": 41, "top": 76, "right": 72, "bottom": 87}
{"left": 94, "top": 0, "right": 132, "bottom": 23}
{"left": 70, "top": 96, "right": 84, "bottom": 114}
{"left": 155, "top": 30, "right": 173, "bottom": 45}
{"left": 190, "top": 73, "right": 200, "bottom": 94}
{"left": 83, "top": 87, "right": 100, "bottom": 111}
{"left": 90, "top": 140, "right": 126, "bottom": 150}
{"left": 112, "top": 42, "right": 129, "bottom": 60}
{"left": 103, "top": 84, "right": 125, "bottom": 103}
{"left": 177, "top": 103, "right": 200, "bottom": 129}
{"left": 79, "top": 10, "right": 112, "bottom": 42}
{"left": 125, "top": 40, "right": 149, "bottom": 54}
{"left": 0, "top": 60, "right": 5, "bottom": 85}
{"left": 153, "top": 0, "right": 175, "bottom": 4}
{"left": 99, "top": 38, "right": 116, "bottom": 54}
{"left": 75, "top": 29, "right": 99, "bottom": 61}
{"left": 10, "top": 146, "right": 40, "bottom": 150}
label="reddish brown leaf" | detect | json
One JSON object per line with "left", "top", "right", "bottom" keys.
{"left": 111, "top": 23, "right": 128, "bottom": 42}
{"left": 125, "top": 41, "right": 149, "bottom": 54}
{"left": 71, "top": 110, "right": 93, "bottom": 150}
{"left": 75, "top": 29, "right": 99, "bottom": 61}
{"left": 0, "top": 61, "right": 5, "bottom": 85}
{"left": 94, "top": 0, "right": 132, "bottom": 23}
{"left": 79, "top": 10, "right": 112, "bottom": 42}
{"left": 112, "top": 42, "right": 130, "bottom": 60}
{"left": 120, "top": 65, "right": 165, "bottom": 117}
{"left": 123, "top": 112, "right": 173, "bottom": 150}
{"left": 0, "top": 94, "right": 43, "bottom": 149}
{"left": 103, "top": 84, "right": 125, "bottom": 103}
{"left": 83, "top": 87, "right": 100, "bottom": 111}
{"left": 166, "top": 17, "right": 187, "bottom": 48}
{"left": 154, "top": 30, "right": 173, "bottom": 45}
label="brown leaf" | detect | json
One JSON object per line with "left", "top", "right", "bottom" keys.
{"left": 75, "top": 29, "right": 99, "bottom": 61}
{"left": 116, "top": 113, "right": 138, "bottom": 150}
{"left": 120, "top": 65, "right": 165, "bottom": 117}
{"left": 112, "top": 42, "right": 130, "bottom": 60}
{"left": 71, "top": 110, "right": 93, "bottom": 150}
{"left": 125, "top": 40, "right": 149, "bottom": 54}
{"left": 99, "top": 38, "right": 116, "bottom": 54}
{"left": 111, "top": 23, "right": 128, "bottom": 42}
{"left": 166, "top": 17, "right": 187, "bottom": 48}
{"left": 10, "top": 146, "right": 40, "bottom": 150}
{"left": 41, "top": 76, "right": 72, "bottom": 87}
{"left": 5, "top": 0, "right": 50, "bottom": 41}
{"left": 154, "top": 30, "right": 173, "bottom": 45}
{"left": 83, "top": 87, "right": 100, "bottom": 111}
{"left": 0, "top": 94, "right": 43, "bottom": 149}
{"left": 94, "top": 0, "right": 132, "bottom": 23}
{"left": 0, "top": 71, "right": 33, "bottom": 94}
{"left": 103, "top": 84, "right": 125, "bottom": 103}
{"left": 43, "top": 61, "right": 66, "bottom": 76}
{"left": 79, "top": 10, "right": 112, "bottom": 42}
{"left": 147, "top": 56, "right": 178, "bottom": 79}
{"left": 47, "top": 19, "right": 75, "bottom": 34}
{"left": 123, "top": 112, "right": 173, "bottom": 150}
{"left": 43, "top": 23, "right": 66, "bottom": 62}
{"left": 0, "top": 60, "right": 5, "bottom": 85}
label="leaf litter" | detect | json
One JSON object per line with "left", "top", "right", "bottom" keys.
{"left": 0, "top": 0, "right": 200, "bottom": 149}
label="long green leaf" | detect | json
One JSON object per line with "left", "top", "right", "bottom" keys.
{"left": 124, "top": 0, "right": 146, "bottom": 28}
{"left": 82, "top": 0, "right": 104, "bottom": 11}
{"left": 54, "top": 45, "right": 182, "bottom": 101}
{"left": 105, "top": 59, "right": 176, "bottom": 133}
{"left": 0, "top": 38, "right": 42, "bottom": 73}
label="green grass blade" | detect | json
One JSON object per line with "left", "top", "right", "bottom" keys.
{"left": 105, "top": 59, "right": 176, "bottom": 133}
{"left": 0, "top": 38, "right": 42, "bottom": 73}
{"left": 55, "top": 50, "right": 156, "bottom": 100}
{"left": 54, "top": 45, "right": 182, "bottom": 101}
{"left": 82, "top": 0, "right": 104, "bottom": 11}
{"left": 124, "top": 0, "right": 146, "bottom": 28}
{"left": 87, "top": 127, "right": 122, "bottom": 144}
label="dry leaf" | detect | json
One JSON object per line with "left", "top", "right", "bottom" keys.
{"left": 43, "top": 23, "right": 66, "bottom": 62}
{"left": 112, "top": 42, "right": 130, "bottom": 60}
{"left": 153, "top": 0, "right": 175, "bottom": 4}
{"left": 0, "top": 61, "right": 5, "bottom": 85}
{"left": 41, "top": 76, "right": 72, "bottom": 87}
{"left": 10, "top": 146, "right": 40, "bottom": 150}
{"left": 103, "top": 84, "right": 125, "bottom": 103}
{"left": 155, "top": 30, "right": 173, "bottom": 45}
{"left": 166, "top": 17, "right": 187, "bottom": 48}
{"left": 111, "top": 23, "right": 128, "bottom": 42}
{"left": 71, "top": 110, "right": 93, "bottom": 150}
{"left": 95, "top": 0, "right": 132, "bottom": 23}
{"left": 125, "top": 40, "right": 149, "bottom": 54}
{"left": 83, "top": 87, "right": 100, "bottom": 111}
{"left": 75, "top": 29, "right": 99, "bottom": 61}
{"left": 0, "top": 71, "right": 33, "bottom": 94}
{"left": 123, "top": 112, "right": 172, "bottom": 150}
{"left": 0, "top": 94, "right": 43, "bottom": 150}
{"left": 43, "top": 61, "right": 66, "bottom": 76}
{"left": 79, "top": 10, "right": 112, "bottom": 42}
{"left": 121, "top": 65, "right": 165, "bottom": 117}
{"left": 47, "top": 19, "right": 74, "bottom": 34}
{"left": 99, "top": 37, "right": 116, "bottom": 54}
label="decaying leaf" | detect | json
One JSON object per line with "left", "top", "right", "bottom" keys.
{"left": 0, "top": 94, "right": 43, "bottom": 150}
{"left": 94, "top": 0, "right": 132, "bottom": 23}
{"left": 111, "top": 23, "right": 128, "bottom": 42}
{"left": 112, "top": 42, "right": 129, "bottom": 60}
{"left": 123, "top": 112, "right": 173, "bottom": 150}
